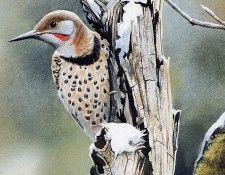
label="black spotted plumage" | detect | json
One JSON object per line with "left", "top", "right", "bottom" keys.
{"left": 51, "top": 35, "right": 111, "bottom": 140}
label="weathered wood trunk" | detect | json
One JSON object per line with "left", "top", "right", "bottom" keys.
{"left": 81, "top": 0, "right": 178, "bottom": 174}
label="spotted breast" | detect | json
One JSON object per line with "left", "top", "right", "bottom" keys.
{"left": 52, "top": 35, "right": 110, "bottom": 140}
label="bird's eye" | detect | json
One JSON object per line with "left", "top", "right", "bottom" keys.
{"left": 50, "top": 21, "right": 57, "bottom": 28}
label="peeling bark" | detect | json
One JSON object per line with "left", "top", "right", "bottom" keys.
{"left": 81, "top": 0, "right": 179, "bottom": 174}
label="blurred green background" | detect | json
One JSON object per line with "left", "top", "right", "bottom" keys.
{"left": 1, "top": 0, "right": 225, "bottom": 175}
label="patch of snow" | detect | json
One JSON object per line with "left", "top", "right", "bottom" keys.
{"left": 87, "top": 0, "right": 102, "bottom": 18}
{"left": 101, "top": 123, "right": 145, "bottom": 157}
{"left": 172, "top": 108, "right": 181, "bottom": 116}
{"left": 115, "top": 1, "right": 145, "bottom": 61}
{"left": 194, "top": 112, "right": 225, "bottom": 170}
{"left": 89, "top": 123, "right": 146, "bottom": 162}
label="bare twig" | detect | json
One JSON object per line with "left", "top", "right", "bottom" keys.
{"left": 200, "top": 4, "right": 225, "bottom": 26}
{"left": 165, "top": 0, "right": 225, "bottom": 30}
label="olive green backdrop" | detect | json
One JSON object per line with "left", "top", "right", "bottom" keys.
{"left": 0, "top": 0, "right": 225, "bottom": 175}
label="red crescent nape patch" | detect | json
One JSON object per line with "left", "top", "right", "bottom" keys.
{"left": 53, "top": 33, "right": 70, "bottom": 41}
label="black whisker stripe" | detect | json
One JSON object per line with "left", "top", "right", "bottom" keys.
{"left": 60, "top": 37, "right": 100, "bottom": 66}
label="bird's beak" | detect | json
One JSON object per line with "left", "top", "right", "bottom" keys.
{"left": 9, "top": 30, "right": 39, "bottom": 42}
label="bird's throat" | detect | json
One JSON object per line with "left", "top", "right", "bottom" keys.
{"left": 60, "top": 36, "right": 101, "bottom": 66}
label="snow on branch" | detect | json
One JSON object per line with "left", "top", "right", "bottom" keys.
{"left": 194, "top": 112, "right": 225, "bottom": 173}
{"left": 165, "top": 0, "right": 225, "bottom": 30}
{"left": 89, "top": 123, "right": 152, "bottom": 174}
{"left": 116, "top": 1, "right": 147, "bottom": 60}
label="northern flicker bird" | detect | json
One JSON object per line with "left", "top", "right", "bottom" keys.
{"left": 9, "top": 10, "right": 111, "bottom": 140}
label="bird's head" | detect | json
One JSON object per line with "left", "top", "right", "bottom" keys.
{"left": 9, "top": 10, "right": 94, "bottom": 58}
